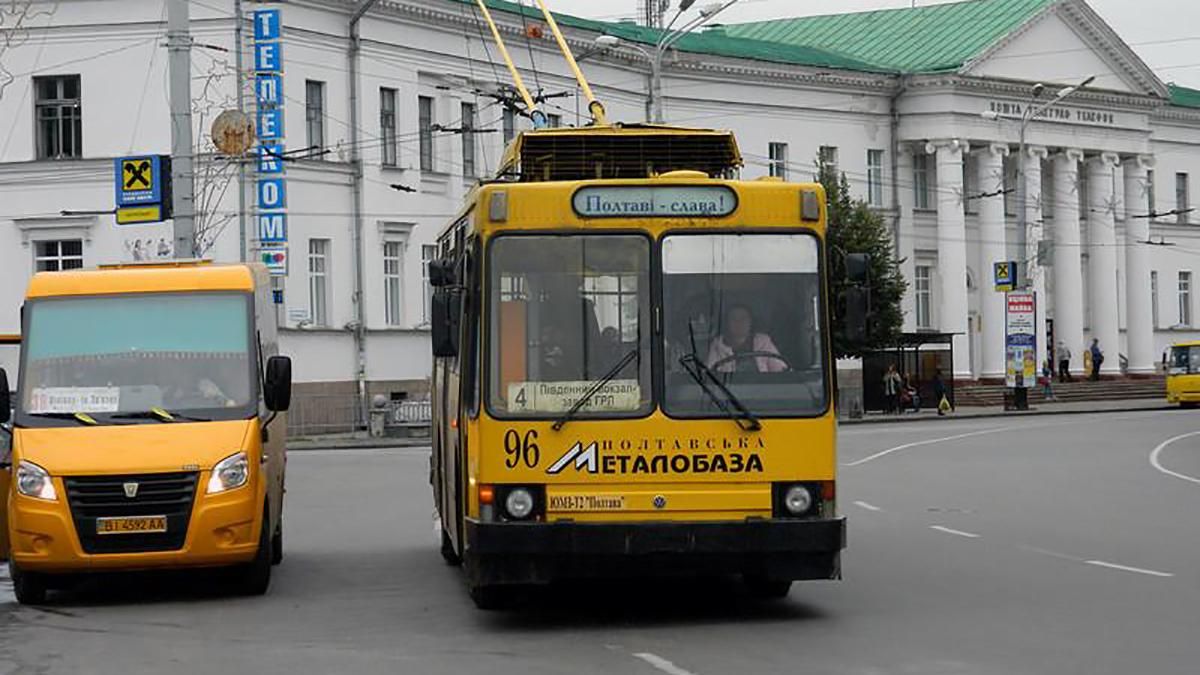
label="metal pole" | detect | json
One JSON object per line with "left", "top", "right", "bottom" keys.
{"left": 234, "top": 0, "right": 247, "bottom": 262}
{"left": 349, "top": 0, "right": 378, "bottom": 431}
{"left": 167, "top": 0, "right": 195, "bottom": 258}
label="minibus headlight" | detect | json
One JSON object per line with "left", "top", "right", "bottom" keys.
{"left": 504, "top": 488, "right": 535, "bottom": 520}
{"left": 16, "top": 461, "right": 57, "bottom": 501}
{"left": 207, "top": 452, "right": 250, "bottom": 494}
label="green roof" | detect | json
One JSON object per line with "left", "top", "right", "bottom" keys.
{"left": 1169, "top": 83, "right": 1200, "bottom": 109}
{"left": 724, "top": 0, "right": 1054, "bottom": 73}
{"left": 450, "top": 0, "right": 885, "bottom": 73}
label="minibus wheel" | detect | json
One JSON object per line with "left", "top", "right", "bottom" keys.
{"left": 235, "top": 506, "right": 273, "bottom": 596}
{"left": 271, "top": 517, "right": 283, "bottom": 566}
{"left": 9, "top": 559, "right": 47, "bottom": 605}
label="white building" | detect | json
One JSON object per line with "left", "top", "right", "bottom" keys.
{"left": 2, "top": 0, "right": 1199, "bottom": 421}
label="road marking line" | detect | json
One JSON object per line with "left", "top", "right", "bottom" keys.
{"left": 1085, "top": 560, "right": 1174, "bottom": 578}
{"left": 929, "top": 525, "right": 980, "bottom": 539}
{"left": 844, "top": 427, "right": 1008, "bottom": 466}
{"left": 1149, "top": 430, "right": 1200, "bottom": 486}
{"left": 853, "top": 500, "right": 882, "bottom": 511}
{"left": 633, "top": 652, "right": 697, "bottom": 675}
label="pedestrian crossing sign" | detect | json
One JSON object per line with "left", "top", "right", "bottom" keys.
{"left": 994, "top": 261, "right": 1017, "bottom": 292}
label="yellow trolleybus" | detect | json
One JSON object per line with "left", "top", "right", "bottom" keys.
{"left": 428, "top": 124, "right": 861, "bottom": 607}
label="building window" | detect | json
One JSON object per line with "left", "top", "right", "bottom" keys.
{"left": 308, "top": 238, "right": 330, "bottom": 327}
{"left": 547, "top": 113, "right": 562, "bottom": 128}
{"left": 305, "top": 80, "right": 326, "bottom": 159}
{"left": 867, "top": 149, "right": 884, "bottom": 206}
{"left": 962, "top": 161, "right": 977, "bottom": 215}
{"left": 913, "top": 154, "right": 931, "bottom": 210}
{"left": 418, "top": 95, "right": 435, "bottom": 171}
{"left": 1146, "top": 169, "right": 1155, "bottom": 216}
{"left": 1004, "top": 155, "right": 1017, "bottom": 216}
{"left": 914, "top": 265, "right": 932, "bottom": 329}
{"left": 1078, "top": 169, "right": 1089, "bottom": 218}
{"left": 1042, "top": 162, "right": 1055, "bottom": 218}
{"left": 1179, "top": 271, "right": 1191, "bottom": 327}
{"left": 1177, "top": 172, "right": 1189, "bottom": 224}
{"left": 33, "top": 239, "right": 83, "bottom": 271}
{"left": 1151, "top": 270, "right": 1159, "bottom": 328}
{"left": 421, "top": 244, "right": 437, "bottom": 324}
{"left": 503, "top": 108, "right": 516, "bottom": 144}
{"left": 461, "top": 102, "right": 477, "bottom": 177}
{"left": 380, "top": 87, "right": 398, "bottom": 167}
{"left": 819, "top": 145, "right": 838, "bottom": 173}
{"left": 35, "top": 75, "right": 82, "bottom": 159}
{"left": 768, "top": 142, "right": 788, "bottom": 180}
{"left": 384, "top": 241, "right": 404, "bottom": 326}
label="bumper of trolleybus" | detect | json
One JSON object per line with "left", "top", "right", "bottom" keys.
{"left": 463, "top": 517, "right": 846, "bottom": 585}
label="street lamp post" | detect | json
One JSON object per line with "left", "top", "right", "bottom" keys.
{"left": 594, "top": 0, "right": 739, "bottom": 123}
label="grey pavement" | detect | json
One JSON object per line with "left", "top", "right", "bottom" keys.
{"left": 4, "top": 408, "right": 1200, "bottom": 673}
{"left": 841, "top": 396, "right": 1169, "bottom": 425}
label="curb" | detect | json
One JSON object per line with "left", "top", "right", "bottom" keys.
{"left": 838, "top": 401, "right": 1170, "bottom": 426}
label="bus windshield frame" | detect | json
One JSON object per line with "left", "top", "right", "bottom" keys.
{"left": 481, "top": 227, "right": 831, "bottom": 422}
{"left": 15, "top": 290, "right": 259, "bottom": 428}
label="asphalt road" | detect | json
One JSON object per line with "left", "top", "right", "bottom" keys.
{"left": 3, "top": 409, "right": 1200, "bottom": 674}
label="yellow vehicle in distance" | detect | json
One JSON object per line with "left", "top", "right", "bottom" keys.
{"left": 0, "top": 261, "right": 292, "bottom": 604}
{"left": 1165, "top": 341, "right": 1200, "bottom": 407}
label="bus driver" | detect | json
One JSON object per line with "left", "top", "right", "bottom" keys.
{"left": 706, "top": 304, "right": 787, "bottom": 373}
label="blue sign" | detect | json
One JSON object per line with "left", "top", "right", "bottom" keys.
{"left": 258, "top": 213, "right": 288, "bottom": 243}
{"left": 254, "top": 42, "right": 281, "bottom": 72}
{"left": 253, "top": 9, "right": 281, "bottom": 41}
{"left": 114, "top": 155, "right": 166, "bottom": 207}
{"left": 258, "top": 108, "right": 283, "bottom": 140}
{"left": 258, "top": 143, "right": 285, "bottom": 174}
{"left": 256, "top": 74, "right": 282, "bottom": 106}
{"left": 258, "top": 178, "right": 287, "bottom": 210}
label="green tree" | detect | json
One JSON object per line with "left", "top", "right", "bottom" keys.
{"left": 817, "top": 158, "right": 907, "bottom": 357}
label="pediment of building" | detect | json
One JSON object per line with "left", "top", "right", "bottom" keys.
{"left": 962, "top": 0, "right": 1167, "bottom": 99}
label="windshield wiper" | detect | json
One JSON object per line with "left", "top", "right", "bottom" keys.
{"left": 111, "top": 407, "right": 212, "bottom": 423}
{"left": 552, "top": 348, "right": 640, "bottom": 431}
{"left": 27, "top": 412, "right": 105, "bottom": 426}
{"left": 678, "top": 354, "right": 762, "bottom": 431}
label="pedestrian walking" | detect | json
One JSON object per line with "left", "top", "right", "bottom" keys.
{"left": 1041, "top": 359, "right": 1056, "bottom": 401}
{"left": 933, "top": 369, "right": 950, "bottom": 416}
{"left": 1057, "top": 340, "right": 1072, "bottom": 382}
{"left": 1090, "top": 338, "right": 1104, "bottom": 381}
{"left": 882, "top": 364, "right": 902, "bottom": 414}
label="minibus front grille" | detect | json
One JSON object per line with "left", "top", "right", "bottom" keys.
{"left": 64, "top": 472, "right": 198, "bottom": 554}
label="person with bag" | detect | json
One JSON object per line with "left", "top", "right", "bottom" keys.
{"left": 933, "top": 369, "right": 950, "bottom": 416}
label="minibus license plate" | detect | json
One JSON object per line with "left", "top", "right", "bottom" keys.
{"left": 96, "top": 516, "right": 168, "bottom": 535}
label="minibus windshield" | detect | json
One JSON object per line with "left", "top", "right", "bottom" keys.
{"left": 1168, "top": 345, "right": 1200, "bottom": 375}
{"left": 17, "top": 292, "right": 255, "bottom": 426}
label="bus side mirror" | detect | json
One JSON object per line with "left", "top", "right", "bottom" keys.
{"left": 842, "top": 288, "right": 869, "bottom": 344}
{"left": 431, "top": 288, "right": 462, "bottom": 358}
{"left": 0, "top": 368, "right": 10, "bottom": 424}
{"left": 846, "top": 253, "right": 871, "bottom": 284}
{"left": 429, "top": 258, "right": 457, "bottom": 288}
{"left": 264, "top": 356, "right": 292, "bottom": 412}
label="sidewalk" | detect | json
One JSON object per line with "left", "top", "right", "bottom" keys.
{"left": 839, "top": 397, "right": 1170, "bottom": 425}
{"left": 287, "top": 432, "right": 431, "bottom": 451}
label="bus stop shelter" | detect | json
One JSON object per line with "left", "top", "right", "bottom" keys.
{"left": 861, "top": 333, "right": 957, "bottom": 412}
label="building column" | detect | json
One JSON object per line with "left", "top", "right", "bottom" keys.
{"left": 929, "top": 139, "right": 971, "bottom": 379}
{"left": 1024, "top": 145, "right": 1049, "bottom": 371}
{"left": 977, "top": 143, "right": 1008, "bottom": 379}
{"left": 1053, "top": 148, "right": 1086, "bottom": 374}
{"left": 1123, "top": 154, "right": 1156, "bottom": 373}
{"left": 1087, "top": 152, "right": 1122, "bottom": 374}
{"left": 897, "top": 143, "right": 917, "bottom": 332}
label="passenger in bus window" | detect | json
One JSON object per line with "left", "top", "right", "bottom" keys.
{"left": 706, "top": 304, "right": 787, "bottom": 373}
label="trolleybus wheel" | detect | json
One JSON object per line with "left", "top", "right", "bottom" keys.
{"left": 440, "top": 528, "right": 462, "bottom": 566}
{"left": 468, "top": 583, "right": 514, "bottom": 610}
{"left": 271, "top": 516, "right": 284, "bottom": 566}
{"left": 9, "top": 559, "right": 47, "bottom": 605}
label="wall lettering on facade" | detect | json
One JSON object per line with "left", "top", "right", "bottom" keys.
{"left": 987, "top": 101, "right": 1116, "bottom": 126}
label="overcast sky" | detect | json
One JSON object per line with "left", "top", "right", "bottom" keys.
{"left": 544, "top": 0, "right": 1200, "bottom": 89}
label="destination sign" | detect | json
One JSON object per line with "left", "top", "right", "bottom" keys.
{"left": 572, "top": 185, "right": 736, "bottom": 218}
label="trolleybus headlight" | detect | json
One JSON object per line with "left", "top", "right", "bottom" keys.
{"left": 16, "top": 460, "right": 57, "bottom": 501}
{"left": 207, "top": 452, "right": 250, "bottom": 494}
{"left": 783, "top": 485, "right": 813, "bottom": 515}
{"left": 504, "top": 487, "right": 535, "bottom": 520}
